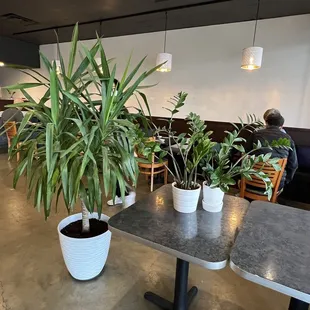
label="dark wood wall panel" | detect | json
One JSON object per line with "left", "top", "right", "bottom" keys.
{"left": 0, "top": 99, "right": 13, "bottom": 111}
{"left": 151, "top": 116, "right": 310, "bottom": 147}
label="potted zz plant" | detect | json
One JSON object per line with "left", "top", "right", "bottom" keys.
{"left": 5, "top": 25, "right": 159, "bottom": 280}
{"left": 200, "top": 116, "right": 290, "bottom": 212}
{"left": 152, "top": 92, "right": 217, "bottom": 213}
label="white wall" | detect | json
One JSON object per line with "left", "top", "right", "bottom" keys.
{"left": 1, "top": 14, "right": 310, "bottom": 128}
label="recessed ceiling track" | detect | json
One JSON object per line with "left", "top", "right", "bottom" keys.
{"left": 14, "top": 0, "right": 232, "bottom": 36}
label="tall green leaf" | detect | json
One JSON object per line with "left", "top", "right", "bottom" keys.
{"left": 67, "top": 23, "right": 79, "bottom": 78}
{"left": 46, "top": 123, "right": 54, "bottom": 173}
{"left": 50, "top": 66, "right": 59, "bottom": 125}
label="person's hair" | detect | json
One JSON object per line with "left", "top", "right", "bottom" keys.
{"left": 266, "top": 113, "right": 285, "bottom": 127}
{"left": 263, "top": 108, "right": 281, "bottom": 121}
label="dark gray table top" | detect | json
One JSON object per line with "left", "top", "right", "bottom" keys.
{"left": 230, "top": 201, "right": 310, "bottom": 303}
{"left": 108, "top": 185, "right": 249, "bottom": 270}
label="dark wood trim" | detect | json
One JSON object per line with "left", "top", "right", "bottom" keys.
{"left": 151, "top": 116, "right": 310, "bottom": 147}
{"left": 0, "top": 99, "right": 13, "bottom": 111}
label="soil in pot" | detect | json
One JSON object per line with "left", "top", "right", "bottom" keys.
{"left": 61, "top": 219, "right": 108, "bottom": 239}
{"left": 175, "top": 184, "right": 200, "bottom": 190}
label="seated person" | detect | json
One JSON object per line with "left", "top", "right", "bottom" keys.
{"left": 247, "top": 113, "right": 298, "bottom": 190}
{"left": 263, "top": 108, "right": 286, "bottom": 133}
{"left": 263, "top": 108, "right": 280, "bottom": 122}
{"left": 2, "top": 98, "right": 24, "bottom": 125}
{"left": 2, "top": 107, "right": 23, "bottom": 124}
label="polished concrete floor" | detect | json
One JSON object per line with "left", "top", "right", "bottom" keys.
{"left": 0, "top": 154, "right": 295, "bottom": 310}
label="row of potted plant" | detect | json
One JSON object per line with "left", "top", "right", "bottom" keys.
{"left": 149, "top": 93, "right": 289, "bottom": 214}
{"left": 3, "top": 25, "right": 289, "bottom": 282}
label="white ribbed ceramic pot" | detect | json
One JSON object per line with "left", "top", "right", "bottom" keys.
{"left": 172, "top": 182, "right": 201, "bottom": 213}
{"left": 202, "top": 182, "right": 224, "bottom": 213}
{"left": 57, "top": 212, "right": 111, "bottom": 281}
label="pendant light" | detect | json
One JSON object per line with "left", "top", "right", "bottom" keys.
{"left": 241, "top": 0, "right": 263, "bottom": 71}
{"left": 156, "top": 12, "right": 172, "bottom": 72}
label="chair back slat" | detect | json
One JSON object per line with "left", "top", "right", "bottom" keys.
{"left": 245, "top": 177, "right": 266, "bottom": 188}
{"left": 246, "top": 160, "right": 287, "bottom": 187}
{"left": 135, "top": 137, "right": 156, "bottom": 159}
{"left": 4, "top": 121, "right": 17, "bottom": 140}
{"left": 240, "top": 158, "right": 288, "bottom": 203}
{"left": 135, "top": 137, "right": 168, "bottom": 192}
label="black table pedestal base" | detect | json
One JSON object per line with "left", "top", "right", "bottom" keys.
{"left": 144, "top": 258, "right": 198, "bottom": 310}
{"left": 144, "top": 287, "right": 198, "bottom": 310}
{"left": 289, "top": 297, "right": 309, "bottom": 310}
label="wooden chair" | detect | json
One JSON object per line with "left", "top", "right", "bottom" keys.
{"left": 3, "top": 121, "right": 20, "bottom": 161}
{"left": 136, "top": 138, "right": 168, "bottom": 192}
{"left": 240, "top": 158, "right": 287, "bottom": 203}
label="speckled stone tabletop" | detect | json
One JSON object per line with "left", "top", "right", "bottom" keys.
{"left": 230, "top": 201, "right": 310, "bottom": 303}
{"left": 108, "top": 184, "right": 249, "bottom": 270}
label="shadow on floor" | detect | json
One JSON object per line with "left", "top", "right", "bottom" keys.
{"left": 110, "top": 275, "right": 246, "bottom": 310}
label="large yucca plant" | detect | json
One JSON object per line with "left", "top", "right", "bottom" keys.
{"left": 4, "top": 24, "right": 160, "bottom": 232}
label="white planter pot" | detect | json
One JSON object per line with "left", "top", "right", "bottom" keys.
{"left": 172, "top": 182, "right": 201, "bottom": 213}
{"left": 57, "top": 212, "right": 111, "bottom": 281}
{"left": 202, "top": 182, "right": 224, "bottom": 213}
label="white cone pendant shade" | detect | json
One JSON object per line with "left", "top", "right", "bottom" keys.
{"left": 156, "top": 53, "right": 172, "bottom": 72}
{"left": 241, "top": 46, "right": 263, "bottom": 71}
{"left": 156, "top": 12, "right": 172, "bottom": 73}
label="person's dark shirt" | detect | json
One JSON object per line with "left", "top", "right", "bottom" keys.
{"left": 247, "top": 126, "right": 298, "bottom": 187}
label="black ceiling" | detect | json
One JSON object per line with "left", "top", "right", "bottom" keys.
{"left": 1, "top": 0, "right": 310, "bottom": 45}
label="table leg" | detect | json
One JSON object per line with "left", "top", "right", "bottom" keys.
{"left": 144, "top": 292, "right": 173, "bottom": 310}
{"left": 289, "top": 297, "right": 309, "bottom": 310}
{"left": 144, "top": 258, "right": 198, "bottom": 310}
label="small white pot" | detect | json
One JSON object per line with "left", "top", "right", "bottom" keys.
{"left": 57, "top": 212, "right": 112, "bottom": 281}
{"left": 172, "top": 182, "right": 201, "bottom": 213}
{"left": 202, "top": 182, "right": 225, "bottom": 213}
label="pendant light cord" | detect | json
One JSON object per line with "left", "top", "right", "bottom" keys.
{"left": 253, "top": 0, "right": 260, "bottom": 46}
{"left": 164, "top": 11, "right": 168, "bottom": 52}
{"left": 56, "top": 28, "right": 59, "bottom": 61}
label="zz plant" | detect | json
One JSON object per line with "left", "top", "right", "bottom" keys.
{"left": 200, "top": 116, "right": 291, "bottom": 199}
{"left": 150, "top": 96, "right": 290, "bottom": 198}
{"left": 151, "top": 92, "right": 217, "bottom": 190}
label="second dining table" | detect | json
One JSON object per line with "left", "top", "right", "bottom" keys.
{"left": 230, "top": 201, "right": 310, "bottom": 310}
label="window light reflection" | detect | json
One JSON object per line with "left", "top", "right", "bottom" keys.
{"left": 155, "top": 196, "right": 164, "bottom": 206}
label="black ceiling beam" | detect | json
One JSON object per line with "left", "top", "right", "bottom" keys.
{"left": 13, "top": 0, "right": 232, "bottom": 36}
{"left": 0, "top": 36, "right": 39, "bottom": 68}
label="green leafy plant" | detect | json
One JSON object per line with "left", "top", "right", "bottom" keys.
{"left": 4, "top": 24, "right": 160, "bottom": 232}
{"left": 151, "top": 92, "right": 217, "bottom": 190}
{"left": 200, "top": 115, "right": 291, "bottom": 199}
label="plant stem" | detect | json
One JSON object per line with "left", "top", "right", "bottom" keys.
{"left": 229, "top": 146, "right": 270, "bottom": 172}
{"left": 167, "top": 123, "right": 181, "bottom": 182}
{"left": 154, "top": 153, "right": 176, "bottom": 179}
{"left": 194, "top": 165, "right": 198, "bottom": 185}
{"left": 81, "top": 199, "right": 90, "bottom": 233}
{"left": 172, "top": 135, "right": 186, "bottom": 163}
